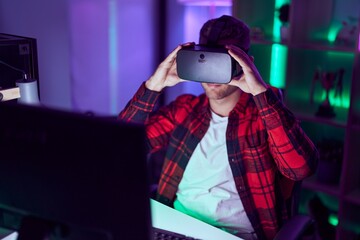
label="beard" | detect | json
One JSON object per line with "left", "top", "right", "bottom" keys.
{"left": 201, "top": 83, "right": 239, "bottom": 100}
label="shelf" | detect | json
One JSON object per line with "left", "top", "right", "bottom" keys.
{"left": 344, "top": 189, "right": 360, "bottom": 205}
{"left": 295, "top": 112, "right": 347, "bottom": 128}
{"left": 251, "top": 38, "right": 284, "bottom": 46}
{"left": 288, "top": 42, "right": 357, "bottom": 53}
{"left": 235, "top": 0, "right": 360, "bottom": 238}
{"left": 350, "top": 124, "right": 360, "bottom": 132}
{"left": 251, "top": 38, "right": 357, "bottom": 53}
{"left": 302, "top": 176, "right": 341, "bottom": 197}
{"left": 340, "top": 201, "right": 360, "bottom": 236}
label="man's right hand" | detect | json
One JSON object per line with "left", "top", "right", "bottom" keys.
{"left": 145, "top": 42, "right": 194, "bottom": 92}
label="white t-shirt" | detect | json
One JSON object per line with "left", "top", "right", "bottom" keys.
{"left": 174, "top": 111, "right": 254, "bottom": 236}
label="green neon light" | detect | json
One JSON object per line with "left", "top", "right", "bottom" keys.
{"left": 272, "top": 16, "right": 281, "bottom": 41}
{"left": 328, "top": 214, "right": 339, "bottom": 226}
{"left": 270, "top": 0, "right": 289, "bottom": 89}
{"left": 270, "top": 44, "right": 287, "bottom": 88}
{"left": 321, "top": 91, "right": 350, "bottom": 109}
{"left": 327, "top": 20, "right": 344, "bottom": 43}
{"left": 273, "top": 0, "right": 289, "bottom": 41}
{"left": 328, "top": 26, "right": 341, "bottom": 43}
{"left": 325, "top": 51, "right": 351, "bottom": 109}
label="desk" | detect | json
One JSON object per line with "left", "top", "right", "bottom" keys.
{"left": 0, "top": 232, "right": 16, "bottom": 240}
{"left": 1, "top": 200, "right": 243, "bottom": 240}
{"left": 150, "top": 199, "right": 243, "bottom": 240}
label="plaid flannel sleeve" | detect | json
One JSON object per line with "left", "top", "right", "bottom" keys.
{"left": 253, "top": 88, "right": 319, "bottom": 180}
{"left": 118, "top": 82, "right": 162, "bottom": 123}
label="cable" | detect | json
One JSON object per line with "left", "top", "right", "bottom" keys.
{"left": 0, "top": 60, "right": 27, "bottom": 79}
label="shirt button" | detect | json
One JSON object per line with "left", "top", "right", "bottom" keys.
{"left": 231, "top": 158, "right": 235, "bottom": 162}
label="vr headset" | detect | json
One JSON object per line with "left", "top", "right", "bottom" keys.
{"left": 176, "top": 16, "right": 247, "bottom": 84}
{"left": 176, "top": 45, "right": 242, "bottom": 84}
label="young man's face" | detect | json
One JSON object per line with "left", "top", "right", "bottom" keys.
{"left": 201, "top": 82, "right": 239, "bottom": 100}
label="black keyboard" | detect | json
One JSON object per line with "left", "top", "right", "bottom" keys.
{"left": 152, "top": 227, "right": 201, "bottom": 240}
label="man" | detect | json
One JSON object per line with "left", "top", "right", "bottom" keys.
{"left": 119, "top": 15, "right": 318, "bottom": 240}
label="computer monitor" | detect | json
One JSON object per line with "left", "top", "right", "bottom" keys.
{"left": 0, "top": 102, "right": 151, "bottom": 240}
{"left": 0, "top": 34, "right": 40, "bottom": 97}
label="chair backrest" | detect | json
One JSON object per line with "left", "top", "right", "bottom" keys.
{"left": 289, "top": 181, "right": 303, "bottom": 216}
{"left": 274, "top": 215, "right": 315, "bottom": 240}
{"left": 275, "top": 181, "right": 316, "bottom": 240}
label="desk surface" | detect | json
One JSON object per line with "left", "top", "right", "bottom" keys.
{"left": 1, "top": 199, "right": 243, "bottom": 240}
{"left": 150, "top": 199, "right": 243, "bottom": 240}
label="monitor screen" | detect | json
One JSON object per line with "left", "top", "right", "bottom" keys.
{"left": 0, "top": 102, "right": 151, "bottom": 240}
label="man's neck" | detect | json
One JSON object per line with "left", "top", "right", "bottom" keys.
{"left": 209, "top": 90, "right": 241, "bottom": 117}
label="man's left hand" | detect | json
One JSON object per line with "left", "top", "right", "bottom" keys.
{"left": 226, "top": 45, "right": 267, "bottom": 96}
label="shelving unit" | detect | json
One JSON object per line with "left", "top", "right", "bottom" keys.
{"left": 233, "top": 0, "right": 360, "bottom": 239}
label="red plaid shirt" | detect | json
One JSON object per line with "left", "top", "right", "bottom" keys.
{"left": 119, "top": 82, "right": 318, "bottom": 240}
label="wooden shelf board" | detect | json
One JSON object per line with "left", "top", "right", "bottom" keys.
{"left": 251, "top": 38, "right": 357, "bottom": 53}
{"left": 302, "top": 176, "right": 341, "bottom": 197}
{"left": 344, "top": 189, "right": 360, "bottom": 205}
{"left": 295, "top": 112, "right": 347, "bottom": 128}
{"left": 350, "top": 124, "right": 360, "bottom": 132}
